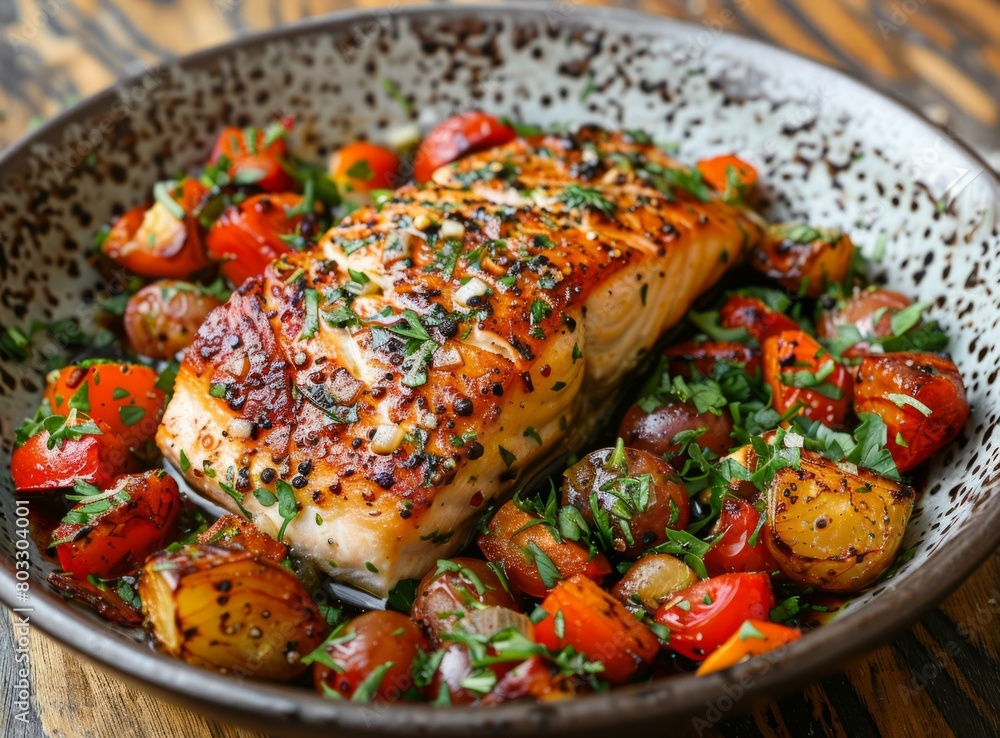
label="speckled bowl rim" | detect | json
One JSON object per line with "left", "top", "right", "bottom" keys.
{"left": 1, "top": 3, "right": 999, "bottom": 735}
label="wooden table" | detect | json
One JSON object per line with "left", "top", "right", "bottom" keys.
{"left": 1, "top": 1, "right": 999, "bottom": 737}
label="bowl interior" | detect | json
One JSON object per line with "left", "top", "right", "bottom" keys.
{"left": 1, "top": 4, "right": 999, "bottom": 735}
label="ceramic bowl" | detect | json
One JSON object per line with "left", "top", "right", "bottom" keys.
{"left": 1, "top": 4, "right": 999, "bottom": 736}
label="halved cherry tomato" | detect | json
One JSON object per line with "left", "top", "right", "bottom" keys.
{"left": 413, "top": 112, "right": 516, "bottom": 182}
{"left": 854, "top": 352, "right": 969, "bottom": 472}
{"left": 654, "top": 572, "right": 776, "bottom": 661}
{"left": 44, "top": 362, "right": 166, "bottom": 445}
{"left": 816, "top": 288, "right": 915, "bottom": 358}
{"left": 197, "top": 513, "right": 288, "bottom": 564}
{"left": 478, "top": 501, "right": 612, "bottom": 599}
{"left": 817, "top": 288, "right": 912, "bottom": 341}
{"left": 206, "top": 193, "right": 306, "bottom": 286}
{"left": 329, "top": 142, "right": 400, "bottom": 194}
{"left": 762, "top": 330, "right": 854, "bottom": 427}
{"left": 52, "top": 471, "right": 183, "bottom": 580}
{"left": 720, "top": 295, "right": 800, "bottom": 343}
{"left": 696, "top": 155, "right": 757, "bottom": 198}
{"left": 665, "top": 340, "right": 760, "bottom": 379}
{"left": 209, "top": 124, "right": 293, "bottom": 192}
{"left": 702, "top": 498, "right": 779, "bottom": 576}
{"left": 11, "top": 415, "right": 132, "bottom": 493}
{"left": 100, "top": 179, "right": 212, "bottom": 279}
{"left": 311, "top": 611, "right": 427, "bottom": 702}
{"left": 695, "top": 619, "right": 801, "bottom": 675}
{"left": 124, "top": 280, "right": 224, "bottom": 360}
{"left": 534, "top": 574, "right": 660, "bottom": 684}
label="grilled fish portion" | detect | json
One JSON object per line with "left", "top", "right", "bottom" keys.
{"left": 157, "top": 129, "right": 762, "bottom": 596}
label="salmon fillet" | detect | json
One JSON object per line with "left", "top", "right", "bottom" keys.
{"left": 156, "top": 127, "right": 762, "bottom": 596}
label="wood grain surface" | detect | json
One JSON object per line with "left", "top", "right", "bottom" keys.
{"left": 1, "top": 1, "right": 999, "bottom": 737}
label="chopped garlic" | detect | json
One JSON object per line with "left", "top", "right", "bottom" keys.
{"left": 455, "top": 277, "right": 490, "bottom": 307}
{"left": 440, "top": 219, "right": 466, "bottom": 240}
{"left": 370, "top": 424, "right": 406, "bottom": 455}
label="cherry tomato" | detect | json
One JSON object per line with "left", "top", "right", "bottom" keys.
{"left": 430, "top": 644, "right": 515, "bottom": 705}
{"left": 561, "top": 443, "right": 690, "bottom": 558}
{"left": 124, "top": 280, "right": 223, "bottom": 359}
{"left": 209, "top": 124, "right": 293, "bottom": 192}
{"left": 695, "top": 619, "right": 801, "bottom": 675}
{"left": 205, "top": 193, "right": 306, "bottom": 286}
{"left": 44, "top": 362, "right": 166, "bottom": 446}
{"left": 11, "top": 416, "right": 132, "bottom": 493}
{"left": 481, "top": 656, "right": 566, "bottom": 704}
{"left": 618, "top": 398, "right": 734, "bottom": 461}
{"left": 654, "top": 572, "right": 776, "bottom": 661}
{"left": 665, "top": 340, "right": 760, "bottom": 379}
{"left": 762, "top": 330, "right": 854, "bottom": 427}
{"left": 816, "top": 288, "right": 914, "bottom": 358}
{"left": 329, "top": 141, "right": 400, "bottom": 194}
{"left": 696, "top": 155, "right": 757, "bottom": 198}
{"left": 751, "top": 225, "right": 855, "bottom": 298}
{"left": 534, "top": 574, "right": 660, "bottom": 684}
{"left": 311, "top": 611, "right": 426, "bottom": 702}
{"left": 702, "top": 498, "right": 779, "bottom": 576}
{"left": 413, "top": 112, "right": 516, "bottom": 182}
{"left": 411, "top": 558, "right": 520, "bottom": 644}
{"left": 854, "top": 352, "right": 969, "bottom": 472}
{"left": 52, "top": 471, "right": 183, "bottom": 580}
{"left": 478, "top": 500, "right": 611, "bottom": 599}
{"left": 719, "top": 295, "right": 800, "bottom": 342}
{"left": 100, "top": 179, "right": 212, "bottom": 279}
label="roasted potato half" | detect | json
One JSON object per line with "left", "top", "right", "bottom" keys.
{"left": 139, "top": 545, "right": 327, "bottom": 682}
{"left": 764, "top": 450, "right": 915, "bottom": 592}
{"left": 611, "top": 554, "right": 698, "bottom": 614}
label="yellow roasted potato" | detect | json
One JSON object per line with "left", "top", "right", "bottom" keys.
{"left": 611, "top": 554, "right": 698, "bottom": 614}
{"left": 764, "top": 449, "right": 915, "bottom": 592}
{"left": 139, "top": 545, "right": 327, "bottom": 681}
{"left": 751, "top": 223, "right": 855, "bottom": 297}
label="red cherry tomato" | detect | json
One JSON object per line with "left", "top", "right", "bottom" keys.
{"left": 209, "top": 124, "right": 293, "bottom": 192}
{"left": 206, "top": 193, "right": 306, "bottom": 285}
{"left": 44, "top": 362, "right": 166, "bottom": 446}
{"left": 654, "top": 572, "right": 776, "bottom": 661}
{"left": 762, "top": 330, "right": 854, "bottom": 427}
{"left": 311, "top": 611, "right": 427, "bottom": 702}
{"left": 413, "top": 112, "right": 516, "bottom": 182}
{"left": 702, "top": 498, "right": 779, "bottom": 576}
{"left": 330, "top": 142, "right": 400, "bottom": 193}
{"left": 478, "top": 501, "right": 612, "bottom": 599}
{"left": 100, "top": 179, "right": 212, "bottom": 279}
{"left": 11, "top": 416, "right": 133, "bottom": 493}
{"left": 52, "top": 471, "right": 183, "bottom": 580}
{"left": 854, "top": 352, "right": 969, "bottom": 472}
{"left": 665, "top": 340, "right": 760, "bottom": 379}
{"left": 720, "top": 295, "right": 800, "bottom": 343}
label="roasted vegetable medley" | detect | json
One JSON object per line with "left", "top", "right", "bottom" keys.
{"left": 4, "top": 111, "right": 969, "bottom": 703}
